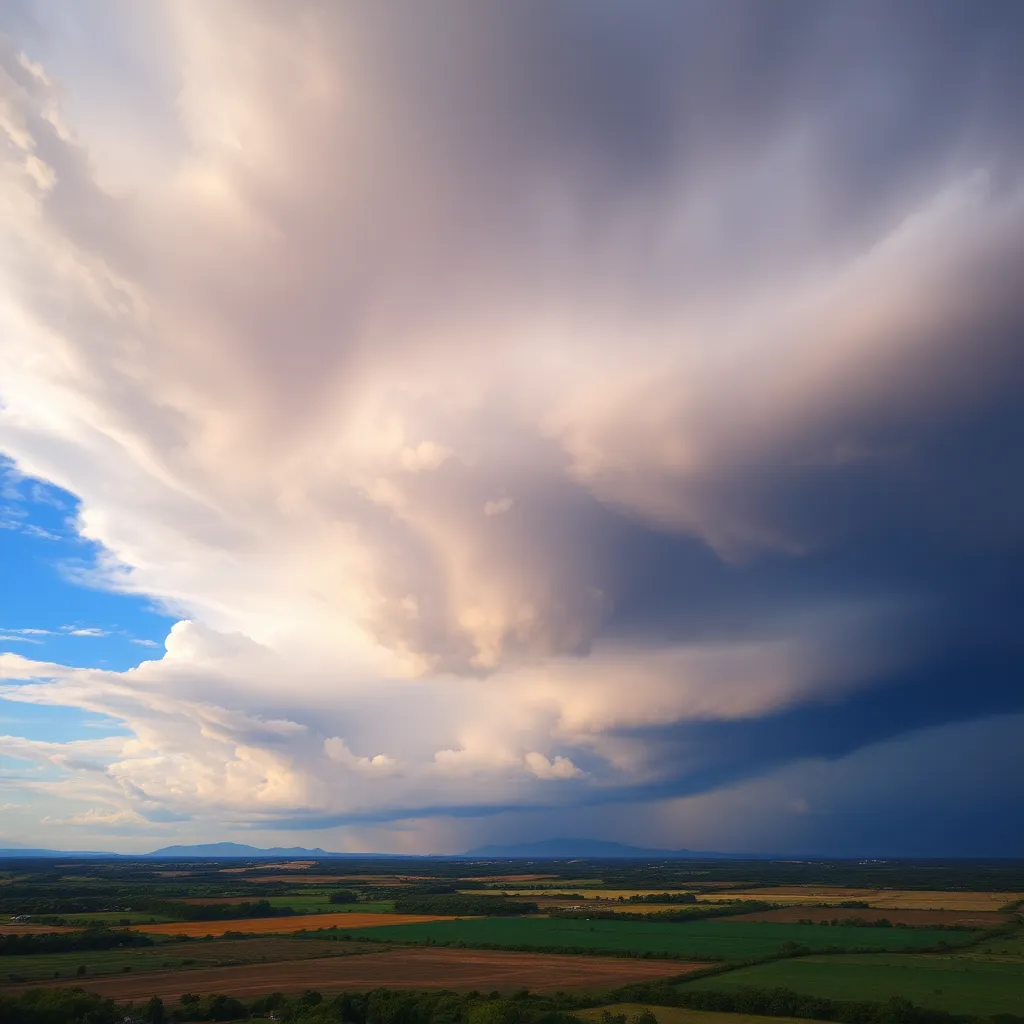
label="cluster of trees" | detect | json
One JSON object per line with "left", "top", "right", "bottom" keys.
{"left": 220, "top": 988, "right": 587, "bottom": 1024}
{"left": 0, "top": 896, "right": 114, "bottom": 917}
{"left": 392, "top": 896, "right": 539, "bottom": 916}
{"left": 145, "top": 900, "right": 295, "bottom": 922}
{"left": 794, "top": 917, "right": 970, "bottom": 931}
{"left": 551, "top": 900, "right": 773, "bottom": 923}
{"left": 371, "top": 884, "right": 462, "bottom": 901}
{"left": 0, "top": 929, "right": 154, "bottom": 956}
{"left": 599, "top": 1012, "right": 656, "bottom": 1024}
{"left": 4, "top": 984, "right": 1023, "bottom": 1024}
{"left": 328, "top": 890, "right": 360, "bottom": 904}
{"left": 619, "top": 984, "right": 1016, "bottom": 1024}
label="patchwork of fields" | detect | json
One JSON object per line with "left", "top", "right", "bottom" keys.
{"left": 2, "top": 855, "right": 1021, "bottom": 1022}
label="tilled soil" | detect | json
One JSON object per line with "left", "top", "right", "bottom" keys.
{"left": 23, "top": 947, "right": 704, "bottom": 999}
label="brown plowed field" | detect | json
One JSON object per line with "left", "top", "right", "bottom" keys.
{"left": 29, "top": 947, "right": 703, "bottom": 999}
{"left": 868, "top": 892, "right": 1019, "bottom": 911}
{"left": 0, "top": 922, "right": 75, "bottom": 934}
{"left": 134, "top": 912, "right": 459, "bottom": 937}
{"left": 727, "top": 906, "right": 1014, "bottom": 927}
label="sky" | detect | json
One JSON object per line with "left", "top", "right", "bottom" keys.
{"left": 0, "top": 0, "right": 1022, "bottom": 857}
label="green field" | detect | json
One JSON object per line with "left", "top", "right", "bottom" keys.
{"left": 0, "top": 937, "right": 378, "bottom": 985}
{"left": 578, "top": 1005, "right": 815, "bottom": 1024}
{"left": 682, "top": 952, "right": 1024, "bottom": 1016}
{"left": 326, "top": 917, "right": 974, "bottom": 960}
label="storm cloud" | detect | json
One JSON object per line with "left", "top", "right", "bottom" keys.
{"left": 0, "top": 0, "right": 1022, "bottom": 852}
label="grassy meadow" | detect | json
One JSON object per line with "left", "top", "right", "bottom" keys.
{"left": 324, "top": 916, "right": 975, "bottom": 960}
{"left": 681, "top": 951, "right": 1024, "bottom": 1016}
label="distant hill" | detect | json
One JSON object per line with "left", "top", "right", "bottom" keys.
{"left": 0, "top": 847, "right": 116, "bottom": 858}
{"left": 1, "top": 838, "right": 756, "bottom": 861}
{"left": 0, "top": 842, "right": 342, "bottom": 860}
{"left": 463, "top": 838, "right": 695, "bottom": 858}
{"left": 145, "top": 842, "right": 332, "bottom": 858}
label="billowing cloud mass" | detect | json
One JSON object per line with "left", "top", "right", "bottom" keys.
{"left": 1, "top": 1, "right": 1022, "bottom": 852}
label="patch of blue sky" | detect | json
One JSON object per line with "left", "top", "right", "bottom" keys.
{"left": 0, "top": 698, "right": 131, "bottom": 742}
{"left": 0, "top": 457, "right": 175, "bottom": 672}
{"left": 0, "top": 753, "right": 67, "bottom": 782}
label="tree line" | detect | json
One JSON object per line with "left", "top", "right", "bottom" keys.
{"left": 0, "top": 929, "right": 154, "bottom": 956}
{"left": 391, "top": 896, "right": 539, "bottom": 916}
{"left": 3, "top": 983, "right": 1023, "bottom": 1024}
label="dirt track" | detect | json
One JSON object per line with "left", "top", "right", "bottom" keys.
{"left": 29, "top": 947, "right": 703, "bottom": 999}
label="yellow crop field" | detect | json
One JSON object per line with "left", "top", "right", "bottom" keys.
{"left": 869, "top": 891, "right": 1019, "bottom": 911}
{"left": 695, "top": 887, "right": 875, "bottom": 904}
{"left": 134, "top": 912, "right": 462, "bottom": 937}
{"left": 552, "top": 903, "right": 695, "bottom": 915}
{"left": 693, "top": 888, "right": 1020, "bottom": 911}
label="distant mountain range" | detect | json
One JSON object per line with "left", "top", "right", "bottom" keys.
{"left": 146, "top": 842, "right": 332, "bottom": 858}
{"left": 0, "top": 838, "right": 755, "bottom": 860}
{"left": 0, "top": 847, "right": 117, "bottom": 858}
{"left": 0, "top": 842, "right": 344, "bottom": 859}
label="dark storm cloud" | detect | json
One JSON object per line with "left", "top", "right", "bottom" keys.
{"left": 1, "top": 0, "right": 1023, "bottom": 847}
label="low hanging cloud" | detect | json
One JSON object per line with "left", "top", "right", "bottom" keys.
{"left": 0, "top": 1, "right": 1022, "bottom": 847}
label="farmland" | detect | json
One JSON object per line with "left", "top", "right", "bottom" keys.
{"left": 0, "top": 921, "right": 76, "bottom": 935}
{"left": 134, "top": 912, "right": 461, "bottom": 937}
{"left": 1, "top": 853, "right": 1021, "bottom": 1022}
{"left": 727, "top": 906, "right": 1012, "bottom": 927}
{"left": 19, "top": 947, "right": 703, "bottom": 1000}
{"left": 1, "top": 937, "right": 379, "bottom": 984}
{"left": 692, "top": 887, "right": 1021, "bottom": 911}
{"left": 682, "top": 951, "right": 1024, "bottom": 1016}
{"left": 326, "top": 916, "right": 974, "bottom": 959}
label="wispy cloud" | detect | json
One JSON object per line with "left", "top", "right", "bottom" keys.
{"left": 22, "top": 524, "right": 62, "bottom": 541}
